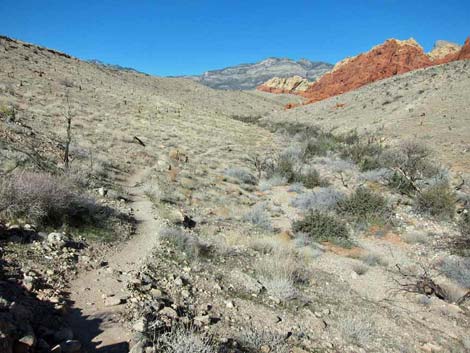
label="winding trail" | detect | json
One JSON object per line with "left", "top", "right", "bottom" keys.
{"left": 66, "top": 169, "right": 160, "bottom": 353}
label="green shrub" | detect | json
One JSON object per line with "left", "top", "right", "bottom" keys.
{"left": 340, "top": 138, "right": 384, "bottom": 171}
{"left": 380, "top": 142, "right": 441, "bottom": 195}
{"left": 415, "top": 184, "right": 456, "bottom": 219}
{"left": 293, "top": 211, "right": 350, "bottom": 245}
{"left": 460, "top": 212, "right": 470, "bottom": 238}
{"left": 336, "top": 187, "right": 390, "bottom": 222}
{"left": 0, "top": 104, "right": 15, "bottom": 121}
{"left": 303, "top": 134, "right": 339, "bottom": 157}
{"left": 296, "top": 169, "right": 329, "bottom": 189}
{"left": 386, "top": 171, "right": 416, "bottom": 195}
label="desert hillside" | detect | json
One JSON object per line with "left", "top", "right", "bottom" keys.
{"left": 1, "top": 35, "right": 470, "bottom": 353}
{"left": 263, "top": 59, "right": 470, "bottom": 172}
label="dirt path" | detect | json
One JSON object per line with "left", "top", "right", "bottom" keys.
{"left": 66, "top": 169, "right": 160, "bottom": 353}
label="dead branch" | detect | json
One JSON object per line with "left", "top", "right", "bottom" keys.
{"left": 393, "top": 264, "right": 447, "bottom": 301}
{"left": 133, "top": 136, "right": 146, "bottom": 147}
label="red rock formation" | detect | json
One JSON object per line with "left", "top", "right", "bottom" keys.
{"left": 435, "top": 37, "right": 470, "bottom": 63}
{"left": 302, "top": 39, "right": 433, "bottom": 104}
{"left": 258, "top": 37, "right": 470, "bottom": 107}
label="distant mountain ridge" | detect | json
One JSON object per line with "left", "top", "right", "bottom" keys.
{"left": 181, "top": 57, "right": 333, "bottom": 90}
{"left": 87, "top": 59, "right": 144, "bottom": 74}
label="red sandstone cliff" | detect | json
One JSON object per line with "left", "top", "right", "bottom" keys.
{"left": 257, "top": 37, "right": 470, "bottom": 107}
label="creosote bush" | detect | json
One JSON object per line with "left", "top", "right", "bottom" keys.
{"left": 415, "top": 183, "right": 456, "bottom": 219}
{"left": 293, "top": 211, "right": 350, "bottom": 246}
{"left": 336, "top": 187, "right": 390, "bottom": 223}
{"left": 0, "top": 171, "right": 103, "bottom": 227}
{"left": 340, "top": 137, "right": 384, "bottom": 171}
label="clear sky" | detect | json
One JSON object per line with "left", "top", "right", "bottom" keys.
{"left": 1, "top": 0, "right": 469, "bottom": 76}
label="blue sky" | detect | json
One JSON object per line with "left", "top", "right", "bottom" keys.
{"left": 1, "top": 0, "right": 469, "bottom": 76}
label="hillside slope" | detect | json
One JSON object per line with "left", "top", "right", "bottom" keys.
{"left": 263, "top": 60, "right": 470, "bottom": 171}
{"left": 183, "top": 57, "right": 332, "bottom": 90}
{"left": 1, "top": 36, "right": 470, "bottom": 353}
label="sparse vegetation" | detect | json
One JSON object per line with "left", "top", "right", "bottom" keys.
{"left": 336, "top": 187, "right": 390, "bottom": 223}
{"left": 224, "top": 167, "right": 257, "bottom": 185}
{"left": 154, "top": 326, "right": 217, "bottom": 353}
{"left": 291, "top": 187, "right": 344, "bottom": 211}
{"left": 0, "top": 171, "right": 104, "bottom": 227}
{"left": 438, "top": 256, "right": 470, "bottom": 288}
{"left": 415, "top": 183, "right": 456, "bottom": 219}
{"left": 238, "top": 328, "right": 290, "bottom": 353}
{"left": 255, "top": 253, "right": 305, "bottom": 301}
{"left": 159, "top": 227, "right": 209, "bottom": 260}
{"left": 340, "top": 135, "right": 384, "bottom": 171}
{"left": 243, "top": 204, "right": 272, "bottom": 230}
{"left": 293, "top": 210, "right": 350, "bottom": 245}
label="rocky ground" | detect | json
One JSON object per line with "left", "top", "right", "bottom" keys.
{"left": 1, "top": 35, "right": 470, "bottom": 353}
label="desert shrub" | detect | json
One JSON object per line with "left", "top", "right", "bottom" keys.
{"left": 159, "top": 227, "right": 209, "bottom": 260}
{"left": 144, "top": 181, "right": 184, "bottom": 205}
{"left": 224, "top": 167, "right": 257, "bottom": 185}
{"left": 415, "top": 183, "right": 456, "bottom": 219}
{"left": 287, "top": 182, "right": 305, "bottom": 193}
{"left": 238, "top": 328, "right": 290, "bottom": 353}
{"left": 293, "top": 211, "right": 350, "bottom": 245}
{"left": 243, "top": 204, "right": 272, "bottom": 231}
{"left": 291, "top": 187, "right": 345, "bottom": 211}
{"left": 258, "top": 175, "right": 287, "bottom": 191}
{"left": 438, "top": 256, "right": 470, "bottom": 288}
{"left": 155, "top": 326, "right": 216, "bottom": 353}
{"left": 352, "top": 263, "right": 369, "bottom": 275}
{"left": 380, "top": 142, "right": 441, "bottom": 194}
{"left": 360, "top": 168, "right": 393, "bottom": 183}
{"left": 0, "top": 104, "right": 15, "bottom": 121}
{"left": 361, "top": 253, "right": 388, "bottom": 267}
{"left": 0, "top": 171, "right": 103, "bottom": 227}
{"left": 402, "top": 231, "right": 428, "bottom": 244}
{"left": 459, "top": 212, "right": 470, "bottom": 238}
{"left": 255, "top": 253, "right": 305, "bottom": 301}
{"left": 303, "top": 134, "right": 338, "bottom": 157}
{"left": 336, "top": 187, "right": 390, "bottom": 222}
{"left": 338, "top": 315, "right": 375, "bottom": 347}
{"left": 340, "top": 137, "right": 384, "bottom": 171}
{"left": 296, "top": 168, "right": 329, "bottom": 189}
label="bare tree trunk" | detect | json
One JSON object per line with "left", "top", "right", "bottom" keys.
{"left": 64, "top": 94, "right": 72, "bottom": 170}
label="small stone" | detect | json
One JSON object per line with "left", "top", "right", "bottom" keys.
{"left": 159, "top": 307, "right": 178, "bottom": 319}
{"left": 422, "top": 343, "right": 442, "bottom": 352}
{"left": 104, "top": 296, "right": 123, "bottom": 306}
{"left": 51, "top": 345, "right": 62, "bottom": 353}
{"left": 181, "top": 290, "right": 190, "bottom": 298}
{"left": 133, "top": 319, "right": 146, "bottom": 332}
{"left": 60, "top": 340, "right": 81, "bottom": 353}
{"left": 98, "top": 187, "right": 107, "bottom": 197}
{"left": 130, "top": 341, "right": 145, "bottom": 353}
{"left": 225, "top": 300, "right": 234, "bottom": 309}
{"left": 260, "top": 345, "right": 271, "bottom": 353}
{"left": 18, "top": 333, "right": 36, "bottom": 347}
{"left": 48, "top": 232, "right": 67, "bottom": 247}
{"left": 194, "top": 315, "right": 211, "bottom": 326}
